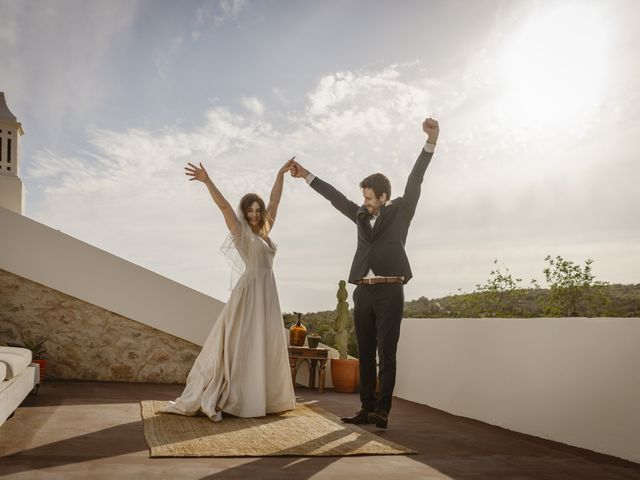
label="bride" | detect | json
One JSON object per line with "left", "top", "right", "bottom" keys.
{"left": 160, "top": 158, "right": 297, "bottom": 421}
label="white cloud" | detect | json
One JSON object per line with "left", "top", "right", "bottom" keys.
{"left": 194, "top": 0, "right": 248, "bottom": 31}
{"left": 219, "top": 0, "right": 248, "bottom": 19}
{"left": 25, "top": 64, "right": 447, "bottom": 308}
{"left": 22, "top": 38, "right": 640, "bottom": 311}
{"left": 0, "top": 2, "right": 140, "bottom": 136}
{"left": 308, "top": 66, "right": 428, "bottom": 118}
{"left": 241, "top": 97, "right": 265, "bottom": 117}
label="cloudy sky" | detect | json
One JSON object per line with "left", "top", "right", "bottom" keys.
{"left": 2, "top": 0, "right": 639, "bottom": 312}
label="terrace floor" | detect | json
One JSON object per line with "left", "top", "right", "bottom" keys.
{"left": 0, "top": 381, "right": 639, "bottom": 479}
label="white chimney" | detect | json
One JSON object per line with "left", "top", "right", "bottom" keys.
{"left": 0, "top": 92, "right": 25, "bottom": 214}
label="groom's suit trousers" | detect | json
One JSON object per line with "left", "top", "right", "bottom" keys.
{"left": 353, "top": 283, "right": 404, "bottom": 413}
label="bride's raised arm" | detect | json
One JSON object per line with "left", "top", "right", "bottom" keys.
{"left": 266, "top": 157, "right": 294, "bottom": 229}
{"left": 185, "top": 162, "right": 240, "bottom": 236}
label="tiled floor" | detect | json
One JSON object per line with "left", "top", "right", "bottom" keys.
{"left": 0, "top": 381, "right": 639, "bottom": 479}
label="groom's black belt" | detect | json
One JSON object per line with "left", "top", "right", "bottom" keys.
{"left": 355, "top": 276, "right": 404, "bottom": 285}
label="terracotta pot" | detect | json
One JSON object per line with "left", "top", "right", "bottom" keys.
{"left": 33, "top": 359, "right": 47, "bottom": 383}
{"left": 330, "top": 358, "right": 359, "bottom": 393}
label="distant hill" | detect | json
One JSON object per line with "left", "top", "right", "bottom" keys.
{"left": 284, "top": 284, "right": 640, "bottom": 356}
{"left": 404, "top": 283, "right": 640, "bottom": 318}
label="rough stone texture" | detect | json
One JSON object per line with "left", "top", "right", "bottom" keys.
{"left": 0, "top": 268, "right": 201, "bottom": 383}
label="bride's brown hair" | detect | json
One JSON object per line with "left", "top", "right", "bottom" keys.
{"left": 239, "top": 193, "right": 271, "bottom": 237}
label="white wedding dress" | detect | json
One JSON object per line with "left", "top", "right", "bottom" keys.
{"left": 160, "top": 216, "right": 296, "bottom": 421}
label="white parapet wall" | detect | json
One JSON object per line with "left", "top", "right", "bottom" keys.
{"left": 0, "top": 206, "right": 224, "bottom": 346}
{"left": 395, "top": 317, "right": 640, "bottom": 463}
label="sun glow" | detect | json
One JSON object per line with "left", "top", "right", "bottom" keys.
{"left": 497, "top": 3, "right": 610, "bottom": 131}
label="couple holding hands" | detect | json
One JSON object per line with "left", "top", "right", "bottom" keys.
{"left": 160, "top": 117, "right": 440, "bottom": 430}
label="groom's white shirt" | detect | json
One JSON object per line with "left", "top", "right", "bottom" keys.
{"left": 304, "top": 141, "right": 437, "bottom": 279}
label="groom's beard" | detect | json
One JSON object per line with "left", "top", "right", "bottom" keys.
{"left": 365, "top": 204, "right": 383, "bottom": 215}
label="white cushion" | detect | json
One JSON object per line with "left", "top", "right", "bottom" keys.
{"left": 0, "top": 347, "right": 33, "bottom": 379}
{"left": 0, "top": 362, "right": 6, "bottom": 382}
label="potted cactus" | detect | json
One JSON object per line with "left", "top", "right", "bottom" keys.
{"left": 330, "top": 280, "right": 359, "bottom": 393}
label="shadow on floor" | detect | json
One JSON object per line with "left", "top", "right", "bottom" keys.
{"left": 1, "top": 382, "right": 639, "bottom": 480}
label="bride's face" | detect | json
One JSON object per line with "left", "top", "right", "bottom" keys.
{"left": 245, "top": 201, "right": 262, "bottom": 228}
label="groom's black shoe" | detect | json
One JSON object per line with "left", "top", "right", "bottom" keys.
{"left": 340, "top": 408, "right": 372, "bottom": 424}
{"left": 367, "top": 410, "right": 389, "bottom": 429}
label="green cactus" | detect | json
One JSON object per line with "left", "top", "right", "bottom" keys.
{"left": 335, "top": 280, "right": 350, "bottom": 360}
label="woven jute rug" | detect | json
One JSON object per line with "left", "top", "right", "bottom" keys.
{"left": 141, "top": 400, "right": 415, "bottom": 457}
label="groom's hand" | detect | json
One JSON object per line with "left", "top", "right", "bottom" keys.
{"left": 290, "top": 160, "right": 309, "bottom": 179}
{"left": 423, "top": 117, "right": 439, "bottom": 145}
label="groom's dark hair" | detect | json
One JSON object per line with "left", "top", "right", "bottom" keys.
{"left": 360, "top": 173, "right": 391, "bottom": 200}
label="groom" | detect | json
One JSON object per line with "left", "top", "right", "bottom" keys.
{"left": 290, "top": 117, "right": 439, "bottom": 428}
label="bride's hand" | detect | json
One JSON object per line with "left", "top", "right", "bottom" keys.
{"left": 278, "top": 156, "right": 295, "bottom": 176}
{"left": 185, "top": 162, "right": 210, "bottom": 183}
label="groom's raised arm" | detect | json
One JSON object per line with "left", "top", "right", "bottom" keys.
{"left": 403, "top": 117, "right": 439, "bottom": 222}
{"left": 291, "top": 162, "right": 359, "bottom": 223}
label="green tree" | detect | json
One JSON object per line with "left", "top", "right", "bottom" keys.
{"left": 447, "top": 289, "right": 481, "bottom": 317}
{"left": 473, "top": 259, "right": 527, "bottom": 317}
{"left": 447, "top": 260, "right": 537, "bottom": 317}
{"left": 542, "top": 255, "right": 609, "bottom": 317}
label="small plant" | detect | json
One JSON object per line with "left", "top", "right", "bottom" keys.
{"left": 307, "top": 332, "right": 321, "bottom": 348}
{"left": 9, "top": 337, "right": 47, "bottom": 359}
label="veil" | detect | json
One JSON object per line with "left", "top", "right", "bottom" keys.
{"left": 220, "top": 206, "right": 255, "bottom": 289}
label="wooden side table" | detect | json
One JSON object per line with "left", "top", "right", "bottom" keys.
{"left": 288, "top": 346, "right": 329, "bottom": 393}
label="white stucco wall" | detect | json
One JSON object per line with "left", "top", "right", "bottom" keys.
{"left": 0, "top": 176, "right": 23, "bottom": 215}
{"left": 395, "top": 317, "right": 640, "bottom": 463}
{"left": 0, "top": 207, "right": 224, "bottom": 346}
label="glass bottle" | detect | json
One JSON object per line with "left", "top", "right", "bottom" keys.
{"left": 289, "top": 312, "right": 307, "bottom": 347}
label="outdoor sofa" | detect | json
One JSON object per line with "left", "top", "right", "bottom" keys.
{"left": 0, "top": 346, "right": 40, "bottom": 427}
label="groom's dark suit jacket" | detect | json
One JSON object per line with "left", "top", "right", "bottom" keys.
{"left": 310, "top": 148, "right": 434, "bottom": 285}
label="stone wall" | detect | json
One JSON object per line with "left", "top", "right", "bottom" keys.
{"left": 0, "top": 268, "right": 201, "bottom": 383}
